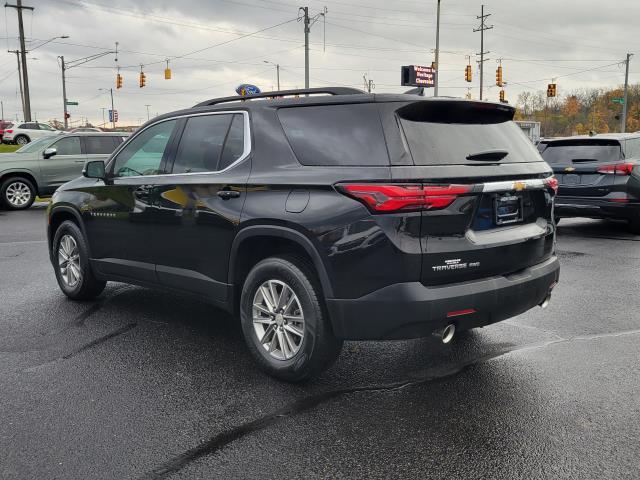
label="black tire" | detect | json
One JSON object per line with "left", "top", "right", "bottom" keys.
{"left": 240, "top": 255, "right": 343, "bottom": 382}
{"left": 52, "top": 220, "right": 106, "bottom": 300}
{"left": 14, "top": 134, "right": 29, "bottom": 145}
{"left": 629, "top": 217, "right": 640, "bottom": 235}
{"left": 0, "top": 176, "right": 36, "bottom": 210}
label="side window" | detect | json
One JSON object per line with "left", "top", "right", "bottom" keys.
{"left": 51, "top": 136, "right": 81, "bottom": 156}
{"left": 218, "top": 114, "right": 245, "bottom": 170}
{"left": 171, "top": 114, "right": 233, "bottom": 174}
{"left": 38, "top": 123, "right": 54, "bottom": 131}
{"left": 86, "top": 136, "right": 118, "bottom": 154}
{"left": 112, "top": 120, "right": 177, "bottom": 177}
{"left": 23, "top": 123, "right": 38, "bottom": 130}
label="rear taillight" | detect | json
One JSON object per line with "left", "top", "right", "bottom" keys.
{"left": 597, "top": 163, "right": 635, "bottom": 175}
{"left": 544, "top": 176, "right": 559, "bottom": 195}
{"left": 5, "top": 129, "right": 12, "bottom": 134}
{"left": 338, "top": 183, "right": 473, "bottom": 213}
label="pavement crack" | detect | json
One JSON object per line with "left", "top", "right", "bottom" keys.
{"left": 61, "top": 322, "right": 137, "bottom": 360}
{"left": 137, "top": 327, "right": 640, "bottom": 479}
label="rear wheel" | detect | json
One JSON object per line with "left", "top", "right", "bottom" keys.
{"left": 52, "top": 220, "right": 106, "bottom": 300}
{"left": 240, "top": 255, "right": 342, "bottom": 382}
{"left": 14, "top": 135, "right": 29, "bottom": 145}
{"left": 0, "top": 176, "right": 35, "bottom": 210}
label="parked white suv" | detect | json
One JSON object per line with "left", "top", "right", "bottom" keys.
{"left": 3, "top": 122, "right": 63, "bottom": 145}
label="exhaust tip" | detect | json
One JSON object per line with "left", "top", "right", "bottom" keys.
{"left": 540, "top": 294, "right": 552, "bottom": 309}
{"left": 441, "top": 324, "right": 456, "bottom": 344}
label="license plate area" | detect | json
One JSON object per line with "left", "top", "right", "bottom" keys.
{"left": 563, "top": 173, "right": 581, "bottom": 185}
{"left": 494, "top": 194, "right": 523, "bottom": 225}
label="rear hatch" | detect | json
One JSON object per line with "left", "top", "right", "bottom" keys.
{"left": 540, "top": 139, "right": 623, "bottom": 197}
{"left": 386, "top": 100, "right": 556, "bottom": 286}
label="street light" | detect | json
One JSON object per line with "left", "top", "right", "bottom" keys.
{"left": 29, "top": 35, "right": 69, "bottom": 52}
{"left": 263, "top": 60, "right": 280, "bottom": 91}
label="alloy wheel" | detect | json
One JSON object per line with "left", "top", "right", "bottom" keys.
{"left": 252, "top": 279, "right": 305, "bottom": 360}
{"left": 58, "top": 234, "right": 82, "bottom": 288}
{"left": 5, "top": 181, "right": 32, "bottom": 207}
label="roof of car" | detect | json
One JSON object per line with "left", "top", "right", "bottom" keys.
{"left": 60, "top": 131, "right": 129, "bottom": 136}
{"left": 544, "top": 132, "right": 640, "bottom": 143}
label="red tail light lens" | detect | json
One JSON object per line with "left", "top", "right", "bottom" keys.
{"left": 5, "top": 129, "right": 12, "bottom": 134}
{"left": 338, "top": 183, "right": 473, "bottom": 213}
{"left": 597, "top": 163, "right": 635, "bottom": 175}
{"left": 544, "top": 176, "right": 558, "bottom": 195}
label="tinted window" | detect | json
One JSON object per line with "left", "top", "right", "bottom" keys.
{"left": 51, "top": 136, "right": 81, "bottom": 156}
{"left": 541, "top": 141, "right": 622, "bottom": 165}
{"left": 218, "top": 114, "right": 245, "bottom": 170}
{"left": 625, "top": 138, "right": 640, "bottom": 158}
{"left": 278, "top": 104, "right": 389, "bottom": 166}
{"left": 86, "top": 136, "right": 118, "bottom": 154}
{"left": 172, "top": 114, "right": 232, "bottom": 174}
{"left": 400, "top": 119, "right": 541, "bottom": 165}
{"left": 22, "top": 123, "right": 38, "bottom": 130}
{"left": 38, "top": 123, "right": 54, "bottom": 131}
{"left": 112, "top": 120, "right": 176, "bottom": 177}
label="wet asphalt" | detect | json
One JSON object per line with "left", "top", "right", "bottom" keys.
{"left": 1, "top": 206, "right": 639, "bottom": 479}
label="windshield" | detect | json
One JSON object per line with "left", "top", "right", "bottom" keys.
{"left": 541, "top": 141, "right": 622, "bottom": 164}
{"left": 16, "top": 136, "right": 55, "bottom": 153}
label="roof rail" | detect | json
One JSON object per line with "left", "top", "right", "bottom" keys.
{"left": 194, "top": 87, "right": 365, "bottom": 107}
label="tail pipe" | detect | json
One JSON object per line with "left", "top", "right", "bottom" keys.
{"left": 433, "top": 323, "right": 456, "bottom": 344}
{"left": 540, "top": 281, "right": 557, "bottom": 309}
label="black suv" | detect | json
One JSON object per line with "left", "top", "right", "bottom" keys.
{"left": 47, "top": 88, "right": 560, "bottom": 381}
{"left": 540, "top": 134, "right": 640, "bottom": 232}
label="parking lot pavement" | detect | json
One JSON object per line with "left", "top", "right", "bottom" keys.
{"left": 1, "top": 207, "right": 639, "bottom": 480}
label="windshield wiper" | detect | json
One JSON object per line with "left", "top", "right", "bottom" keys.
{"left": 466, "top": 149, "right": 509, "bottom": 161}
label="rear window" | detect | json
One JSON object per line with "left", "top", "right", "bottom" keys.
{"left": 399, "top": 118, "right": 541, "bottom": 166}
{"left": 541, "top": 141, "right": 622, "bottom": 164}
{"left": 278, "top": 104, "right": 389, "bottom": 166}
{"left": 85, "top": 136, "right": 120, "bottom": 154}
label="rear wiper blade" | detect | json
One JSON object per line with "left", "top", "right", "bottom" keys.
{"left": 466, "top": 149, "right": 509, "bottom": 161}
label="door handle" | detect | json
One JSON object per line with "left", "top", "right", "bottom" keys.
{"left": 217, "top": 190, "right": 241, "bottom": 200}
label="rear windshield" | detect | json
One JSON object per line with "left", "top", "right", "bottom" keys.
{"left": 278, "top": 104, "right": 389, "bottom": 166}
{"left": 541, "top": 141, "right": 622, "bottom": 164}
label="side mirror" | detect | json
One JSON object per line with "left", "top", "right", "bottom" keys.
{"left": 43, "top": 147, "right": 57, "bottom": 159}
{"left": 83, "top": 160, "right": 106, "bottom": 180}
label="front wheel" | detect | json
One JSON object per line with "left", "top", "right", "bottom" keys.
{"left": 240, "top": 255, "right": 342, "bottom": 382}
{"left": 52, "top": 220, "right": 106, "bottom": 300}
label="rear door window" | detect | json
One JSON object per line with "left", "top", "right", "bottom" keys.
{"left": 22, "top": 123, "right": 38, "bottom": 130}
{"left": 541, "top": 141, "right": 622, "bottom": 165}
{"left": 218, "top": 114, "right": 245, "bottom": 171}
{"left": 85, "top": 136, "right": 119, "bottom": 154}
{"left": 171, "top": 114, "right": 234, "bottom": 174}
{"left": 278, "top": 104, "right": 389, "bottom": 166}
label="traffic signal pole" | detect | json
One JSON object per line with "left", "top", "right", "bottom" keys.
{"left": 621, "top": 53, "right": 633, "bottom": 133}
{"left": 434, "top": 0, "right": 441, "bottom": 96}
{"left": 110, "top": 88, "right": 115, "bottom": 130}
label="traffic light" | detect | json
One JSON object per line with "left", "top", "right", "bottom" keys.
{"left": 547, "top": 83, "right": 557, "bottom": 97}
{"left": 465, "top": 65, "right": 472, "bottom": 82}
{"left": 499, "top": 89, "right": 505, "bottom": 103}
{"left": 116, "top": 73, "right": 123, "bottom": 89}
{"left": 164, "top": 68, "right": 172, "bottom": 80}
{"left": 139, "top": 71, "right": 146, "bottom": 88}
{"left": 64, "top": 112, "right": 71, "bottom": 119}
{"left": 496, "top": 66, "right": 503, "bottom": 87}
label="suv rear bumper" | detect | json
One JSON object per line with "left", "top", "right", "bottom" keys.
{"left": 326, "top": 256, "right": 559, "bottom": 340}
{"left": 555, "top": 196, "right": 640, "bottom": 220}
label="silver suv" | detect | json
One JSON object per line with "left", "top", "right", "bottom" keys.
{"left": 0, "top": 132, "right": 127, "bottom": 209}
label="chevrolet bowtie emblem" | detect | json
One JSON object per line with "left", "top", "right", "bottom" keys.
{"left": 514, "top": 181, "right": 526, "bottom": 191}
{"left": 564, "top": 167, "right": 576, "bottom": 172}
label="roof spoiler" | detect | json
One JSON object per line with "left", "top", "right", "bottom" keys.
{"left": 397, "top": 99, "right": 515, "bottom": 124}
{"left": 194, "top": 87, "right": 365, "bottom": 107}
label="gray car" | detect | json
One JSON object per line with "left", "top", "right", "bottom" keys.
{"left": 0, "top": 132, "right": 127, "bottom": 210}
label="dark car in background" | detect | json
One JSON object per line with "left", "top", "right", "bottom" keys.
{"left": 539, "top": 134, "right": 640, "bottom": 232}
{"left": 46, "top": 87, "right": 560, "bottom": 381}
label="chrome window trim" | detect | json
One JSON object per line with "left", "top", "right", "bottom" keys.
{"left": 482, "top": 178, "right": 547, "bottom": 192}
{"left": 108, "top": 110, "right": 251, "bottom": 179}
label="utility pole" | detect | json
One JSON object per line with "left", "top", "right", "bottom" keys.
{"left": 263, "top": 61, "right": 280, "bottom": 90}
{"left": 101, "top": 107, "right": 106, "bottom": 127}
{"left": 299, "top": 6, "right": 326, "bottom": 89}
{"left": 473, "top": 4, "right": 493, "bottom": 101}
{"left": 109, "top": 88, "right": 115, "bottom": 130}
{"left": 1, "top": 100, "right": 3, "bottom": 120}
{"left": 8, "top": 51, "right": 24, "bottom": 118}
{"left": 621, "top": 53, "right": 633, "bottom": 133}
{"left": 6, "top": 0, "right": 34, "bottom": 121}
{"left": 434, "top": 0, "right": 441, "bottom": 96}
{"left": 145, "top": 104, "right": 151, "bottom": 121}
{"left": 60, "top": 56, "right": 69, "bottom": 129}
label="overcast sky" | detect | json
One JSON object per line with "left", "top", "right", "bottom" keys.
{"left": 0, "top": 0, "right": 637, "bottom": 125}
